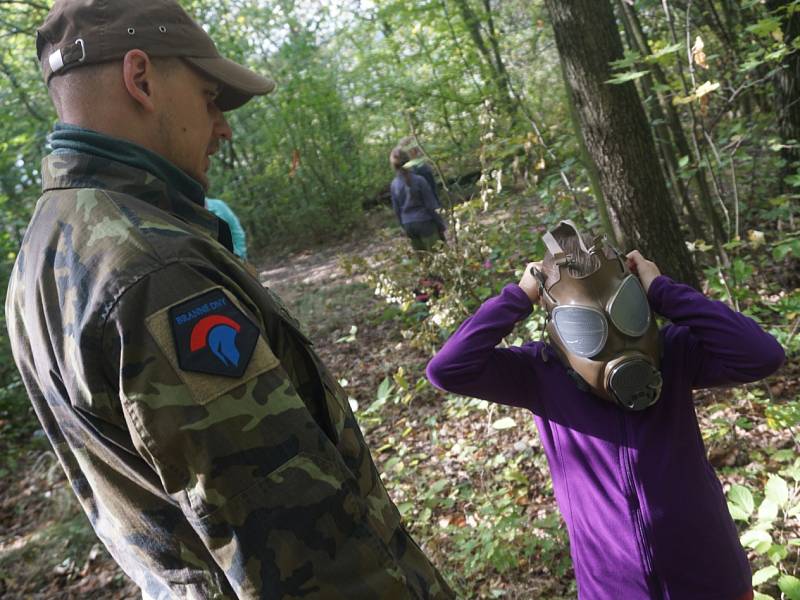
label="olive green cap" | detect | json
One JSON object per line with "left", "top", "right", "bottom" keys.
{"left": 36, "top": 0, "right": 275, "bottom": 111}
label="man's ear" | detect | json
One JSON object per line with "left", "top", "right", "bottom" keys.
{"left": 122, "top": 50, "right": 156, "bottom": 112}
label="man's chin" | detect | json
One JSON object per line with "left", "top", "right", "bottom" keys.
{"left": 193, "top": 170, "right": 210, "bottom": 191}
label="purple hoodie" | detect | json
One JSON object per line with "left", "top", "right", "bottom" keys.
{"left": 426, "top": 276, "right": 785, "bottom": 600}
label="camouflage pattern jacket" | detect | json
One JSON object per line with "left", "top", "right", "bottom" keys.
{"left": 5, "top": 150, "right": 454, "bottom": 599}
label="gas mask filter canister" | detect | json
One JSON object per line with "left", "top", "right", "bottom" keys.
{"left": 534, "top": 221, "right": 662, "bottom": 411}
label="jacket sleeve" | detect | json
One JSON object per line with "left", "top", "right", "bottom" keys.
{"left": 427, "top": 284, "right": 541, "bottom": 410}
{"left": 104, "top": 261, "right": 409, "bottom": 598}
{"left": 390, "top": 180, "right": 403, "bottom": 225}
{"left": 648, "top": 275, "right": 785, "bottom": 389}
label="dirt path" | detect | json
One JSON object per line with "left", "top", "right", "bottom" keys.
{"left": 256, "top": 213, "right": 397, "bottom": 300}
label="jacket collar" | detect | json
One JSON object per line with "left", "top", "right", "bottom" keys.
{"left": 41, "top": 149, "right": 226, "bottom": 246}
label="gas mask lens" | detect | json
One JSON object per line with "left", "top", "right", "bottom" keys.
{"left": 607, "top": 275, "right": 651, "bottom": 337}
{"left": 552, "top": 305, "right": 608, "bottom": 358}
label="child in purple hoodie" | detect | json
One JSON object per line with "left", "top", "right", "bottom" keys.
{"left": 426, "top": 240, "right": 784, "bottom": 600}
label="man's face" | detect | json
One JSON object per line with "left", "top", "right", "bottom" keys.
{"left": 155, "top": 61, "right": 232, "bottom": 190}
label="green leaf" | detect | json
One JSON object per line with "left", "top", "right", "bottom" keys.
{"left": 758, "top": 498, "right": 779, "bottom": 522}
{"left": 695, "top": 81, "right": 721, "bottom": 98}
{"left": 765, "top": 474, "right": 790, "bottom": 508}
{"left": 728, "top": 503, "right": 751, "bottom": 521}
{"left": 429, "top": 478, "right": 449, "bottom": 494}
{"left": 606, "top": 70, "right": 650, "bottom": 85}
{"left": 397, "top": 502, "right": 414, "bottom": 516}
{"left": 647, "top": 43, "right": 683, "bottom": 61}
{"left": 729, "top": 484, "right": 755, "bottom": 516}
{"left": 752, "top": 565, "right": 779, "bottom": 586}
{"left": 767, "top": 543, "right": 788, "bottom": 564}
{"left": 377, "top": 377, "right": 392, "bottom": 402}
{"left": 754, "top": 593, "right": 775, "bottom": 600}
{"left": 492, "top": 417, "right": 516, "bottom": 430}
{"left": 747, "top": 17, "right": 783, "bottom": 38}
{"left": 779, "top": 575, "right": 800, "bottom": 600}
{"left": 741, "top": 528, "right": 773, "bottom": 553}
{"left": 771, "top": 449, "right": 797, "bottom": 463}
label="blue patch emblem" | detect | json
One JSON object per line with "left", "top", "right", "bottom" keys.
{"left": 169, "top": 290, "right": 259, "bottom": 378}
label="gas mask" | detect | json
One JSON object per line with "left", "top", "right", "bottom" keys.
{"left": 533, "top": 221, "right": 662, "bottom": 411}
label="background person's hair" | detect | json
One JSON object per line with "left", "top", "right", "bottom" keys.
{"left": 390, "top": 146, "right": 412, "bottom": 186}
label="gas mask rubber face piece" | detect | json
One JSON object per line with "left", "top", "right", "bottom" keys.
{"left": 536, "top": 221, "right": 662, "bottom": 411}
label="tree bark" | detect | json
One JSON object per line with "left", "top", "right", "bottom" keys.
{"left": 544, "top": 0, "right": 698, "bottom": 287}
{"left": 766, "top": 0, "right": 800, "bottom": 185}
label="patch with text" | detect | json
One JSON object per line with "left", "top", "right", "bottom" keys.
{"left": 169, "top": 290, "right": 259, "bottom": 378}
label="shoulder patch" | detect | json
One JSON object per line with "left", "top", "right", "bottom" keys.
{"left": 168, "top": 289, "right": 260, "bottom": 378}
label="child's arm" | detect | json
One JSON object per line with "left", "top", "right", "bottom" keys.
{"left": 627, "top": 251, "right": 784, "bottom": 387}
{"left": 648, "top": 275, "right": 785, "bottom": 389}
{"left": 426, "top": 265, "right": 543, "bottom": 410}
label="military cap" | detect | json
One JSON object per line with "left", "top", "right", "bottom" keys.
{"left": 36, "top": 0, "right": 275, "bottom": 111}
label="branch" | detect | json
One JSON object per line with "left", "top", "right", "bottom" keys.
{"left": 0, "top": 56, "right": 48, "bottom": 123}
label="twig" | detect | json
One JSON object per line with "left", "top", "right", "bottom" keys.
{"left": 786, "top": 315, "right": 800, "bottom": 349}
{"left": 715, "top": 255, "right": 739, "bottom": 312}
{"left": 728, "top": 137, "right": 745, "bottom": 241}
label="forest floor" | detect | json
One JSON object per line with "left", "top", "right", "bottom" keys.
{"left": 1, "top": 206, "right": 798, "bottom": 599}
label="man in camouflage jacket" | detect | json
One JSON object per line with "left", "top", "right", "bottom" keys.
{"left": 5, "top": 1, "right": 453, "bottom": 598}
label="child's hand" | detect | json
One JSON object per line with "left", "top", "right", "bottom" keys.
{"left": 626, "top": 250, "right": 661, "bottom": 293}
{"left": 519, "top": 261, "right": 543, "bottom": 304}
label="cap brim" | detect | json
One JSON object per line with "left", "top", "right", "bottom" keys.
{"left": 185, "top": 56, "right": 275, "bottom": 111}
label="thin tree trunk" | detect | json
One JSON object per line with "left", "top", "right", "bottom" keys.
{"left": 615, "top": 1, "right": 705, "bottom": 241}
{"left": 452, "top": 0, "right": 518, "bottom": 119}
{"left": 766, "top": 0, "right": 800, "bottom": 187}
{"left": 558, "top": 57, "right": 619, "bottom": 246}
{"left": 544, "top": 0, "right": 699, "bottom": 287}
{"left": 619, "top": 1, "right": 726, "bottom": 250}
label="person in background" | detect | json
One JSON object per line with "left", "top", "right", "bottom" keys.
{"left": 399, "top": 135, "right": 441, "bottom": 208}
{"left": 206, "top": 197, "right": 248, "bottom": 259}
{"left": 390, "top": 146, "right": 446, "bottom": 252}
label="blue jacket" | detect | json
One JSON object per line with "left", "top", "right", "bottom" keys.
{"left": 413, "top": 163, "right": 441, "bottom": 208}
{"left": 206, "top": 198, "right": 248, "bottom": 259}
{"left": 390, "top": 173, "right": 444, "bottom": 230}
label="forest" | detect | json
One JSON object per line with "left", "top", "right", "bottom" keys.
{"left": 0, "top": 0, "right": 798, "bottom": 598}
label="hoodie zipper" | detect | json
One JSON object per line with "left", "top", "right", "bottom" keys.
{"left": 620, "top": 412, "right": 663, "bottom": 599}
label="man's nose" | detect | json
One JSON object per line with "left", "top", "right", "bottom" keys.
{"left": 214, "top": 109, "right": 233, "bottom": 141}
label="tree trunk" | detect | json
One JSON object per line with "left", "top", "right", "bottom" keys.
{"left": 766, "top": 0, "right": 800, "bottom": 185}
{"left": 615, "top": 1, "right": 705, "bottom": 242}
{"left": 544, "top": 0, "right": 698, "bottom": 287}
{"left": 618, "top": 1, "right": 726, "bottom": 251}
{"left": 558, "top": 57, "right": 619, "bottom": 246}
{"left": 452, "top": 0, "right": 518, "bottom": 119}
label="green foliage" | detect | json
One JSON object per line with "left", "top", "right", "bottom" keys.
{"left": 0, "top": 0, "right": 53, "bottom": 427}
{"left": 728, "top": 463, "right": 800, "bottom": 598}
{"left": 0, "top": 0, "right": 798, "bottom": 596}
